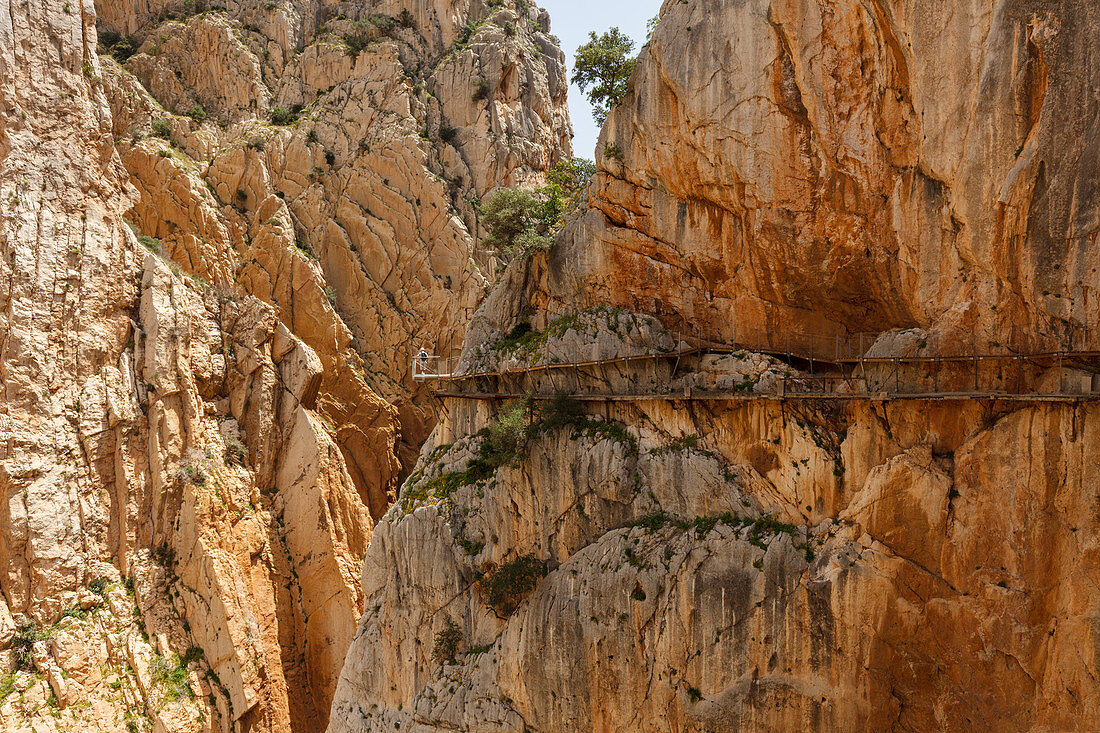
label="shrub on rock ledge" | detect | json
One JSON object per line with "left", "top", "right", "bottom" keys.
{"left": 432, "top": 615, "right": 463, "bottom": 663}
{"left": 479, "top": 555, "right": 547, "bottom": 617}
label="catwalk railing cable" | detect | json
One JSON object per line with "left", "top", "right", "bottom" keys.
{"left": 411, "top": 328, "right": 1100, "bottom": 400}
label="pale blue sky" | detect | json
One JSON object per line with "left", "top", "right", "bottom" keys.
{"left": 540, "top": 0, "right": 663, "bottom": 159}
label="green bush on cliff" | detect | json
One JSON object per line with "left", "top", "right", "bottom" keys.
{"left": 12, "top": 620, "right": 47, "bottom": 670}
{"left": 479, "top": 555, "right": 547, "bottom": 616}
{"left": 269, "top": 105, "right": 300, "bottom": 126}
{"left": 537, "top": 393, "right": 585, "bottom": 432}
{"left": 478, "top": 168, "right": 593, "bottom": 262}
{"left": 150, "top": 652, "right": 193, "bottom": 701}
{"left": 98, "top": 31, "right": 140, "bottom": 62}
{"left": 480, "top": 397, "right": 533, "bottom": 467}
{"left": 0, "top": 671, "right": 16, "bottom": 700}
{"left": 478, "top": 188, "right": 554, "bottom": 260}
{"left": 546, "top": 157, "right": 596, "bottom": 213}
{"left": 432, "top": 615, "right": 463, "bottom": 663}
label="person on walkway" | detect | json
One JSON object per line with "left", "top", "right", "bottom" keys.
{"left": 416, "top": 347, "right": 431, "bottom": 375}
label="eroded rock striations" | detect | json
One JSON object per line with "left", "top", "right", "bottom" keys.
{"left": 332, "top": 375, "right": 1100, "bottom": 731}
{"left": 0, "top": 0, "right": 569, "bottom": 730}
{"left": 542, "top": 0, "right": 1100, "bottom": 356}
{"left": 330, "top": 1, "right": 1100, "bottom": 731}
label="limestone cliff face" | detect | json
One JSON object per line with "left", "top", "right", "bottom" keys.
{"left": 329, "top": 1, "right": 1100, "bottom": 731}
{"left": 95, "top": 0, "right": 571, "bottom": 514}
{"left": 331, "top": 384, "right": 1100, "bottom": 732}
{"left": 543, "top": 0, "right": 1100, "bottom": 355}
{"left": 0, "top": 0, "right": 569, "bottom": 730}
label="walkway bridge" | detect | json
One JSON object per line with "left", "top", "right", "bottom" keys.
{"left": 412, "top": 326, "right": 1100, "bottom": 403}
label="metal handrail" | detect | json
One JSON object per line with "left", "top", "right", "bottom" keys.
{"left": 412, "top": 355, "right": 456, "bottom": 381}
{"left": 408, "top": 314, "right": 1100, "bottom": 398}
{"left": 413, "top": 349, "right": 1099, "bottom": 398}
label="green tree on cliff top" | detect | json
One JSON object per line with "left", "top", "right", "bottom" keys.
{"left": 572, "top": 28, "right": 637, "bottom": 125}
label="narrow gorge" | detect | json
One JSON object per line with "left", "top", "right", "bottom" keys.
{"left": 3, "top": 0, "right": 1100, "bottom": 732}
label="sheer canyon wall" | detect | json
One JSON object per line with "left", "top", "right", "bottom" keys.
{"left": 330, "top": 1, "right": 1100, "bottom": 731}
{"left": 0, "top": 0, "right": 568, "bottom": 729}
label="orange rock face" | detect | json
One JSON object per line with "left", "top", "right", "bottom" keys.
{"left": 331, "top": 383, "right": 1100, "bottom": 732}
{"left": 328, "top": 1, "right": 1100, "bottom": 731}
{"left": 544, "top": 0, "right": 1100, "bottom": 355}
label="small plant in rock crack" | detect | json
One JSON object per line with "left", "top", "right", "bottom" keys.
{"left": 473, "top": 77, "right": 489, "bottom": 101}
{"left": 152, "top": 541, "right": 176, "bottom": 567}
{"left": 224, "top": 434, "right": 248, "bottom": 466}
{"left": 432, "top": 615, "right": 463, "bottom": 663}
{"left": 150, "top": 652, "right": 193, "bottom": 701}
{"left": 12, "top": 621, "right": 49, "bottom": 670}
{"left": 175, "top": 464, "right": 207, "bottom": 486}
{"left": 457, "top": 536, "right": 484, "bottom": 556}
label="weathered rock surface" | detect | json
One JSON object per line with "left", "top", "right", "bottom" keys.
{"left": 531, "top": 0, "right": 1100, "bottom": 355}
{"left": 331, "top": 386, "right": 1100, "bottom": 732}
{"left": 329, "top": 1, "right": 1100, "bottom": 731}
{"left": 96, "top": 0, "right": 571, "bottom": 513}
{"left": 1, "top": 0, "right": 569, "bottom": 730}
